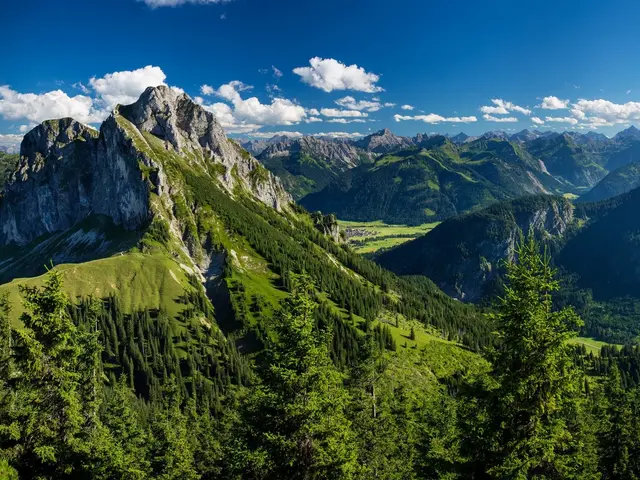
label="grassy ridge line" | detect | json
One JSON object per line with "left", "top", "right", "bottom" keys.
{"left": 0, "top": 253, "right": 194, "bottom": 324}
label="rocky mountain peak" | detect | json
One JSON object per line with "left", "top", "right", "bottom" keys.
{"left": 117, "top": 85, "right": 228, "bottom": 155}
{"left": 19, "top": 118, "right": 98, "bottom": 173}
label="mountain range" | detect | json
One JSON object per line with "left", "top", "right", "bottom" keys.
{"left": 242, "top": 126, "right": 640, "bottom": 223}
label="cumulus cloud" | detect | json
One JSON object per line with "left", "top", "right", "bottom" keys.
{"left": 531, "top": 117, "right": 545, "bottom": 125}
{"left": 0, "top": 133, "right": 23, "bottom": 148}
{"left": 0, "top": 86, "right": 106, "bottom": 124}
{"left": 293, "top": 57, "right": 383, "bottom": 93}
{"left": 304, "top": 116, "right": 323, "bottom": 123}
{"left": 483, "top": 114, "right": 519, "bottom": 123}
{"left": 334, "top": 96, "right": 385, "bottom": 112}
{"left": 400, "top": 104, "right": 414, "bottom": 111}
{"left": 141, "top": 0, "right": 230, "bottom": 7}
{"left": 571, "top": 99, "right": 640, "bottom": 124}
{"left": 320, "top": 108, "right": 368, "bottom": 118}
{"left": 198, "top": 80, "right": 307, "bottom": 133}
{"left": 545, "top": 116, "right": 579, "bottom": 125}
{"left": 394, "top": 113, "right": 477, "bottom": 124}
{"left": 539, "top": 96, "right": 569, "bottom": 110}
{"left": 480, "top": 99, "right": 531, "bottom": 116}
{"left": 311, "top": 132, "right": 364, "bottom": 139}
{"left": 89, "top": 65, "right": 167, "bottom": 110}
{"left": 327, "top": 118, "right": 367, "bottom": 124}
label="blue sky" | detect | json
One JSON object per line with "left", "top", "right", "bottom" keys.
{"left": 2, "top": 0, "right": 640, "bottom": 146}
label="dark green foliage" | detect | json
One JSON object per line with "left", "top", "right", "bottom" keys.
{"left": 0, "top": 152, "right": 19, "bottom": 193}
{"left": 461, "top": 236, "right": 599, "bottom": 478}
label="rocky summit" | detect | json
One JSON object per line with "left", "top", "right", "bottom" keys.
{"left": 0, "top": 86, "right": 290, "bottom": 284}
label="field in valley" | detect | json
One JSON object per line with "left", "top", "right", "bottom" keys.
{"left": 338, "top": 219, "right": 439, "bottom": 254}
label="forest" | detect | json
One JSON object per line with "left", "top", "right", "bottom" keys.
{"left": 2, "top": 236, "right": 640, "bottom": 479}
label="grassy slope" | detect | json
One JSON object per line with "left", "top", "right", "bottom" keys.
{"left": 0, "top": 253, "right": 194, "bottom": 324}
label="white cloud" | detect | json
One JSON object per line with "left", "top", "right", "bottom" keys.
{"left": 200, "top": 84, "right": 214, "bottom": 95}
{"left": 571, "top": 99, "right": 640, "bottom": 124}
{"left": 19, "top": 123, "right": 37, "bottom": 133}
{"left": 539, "top": 96, "right": 569, "bottom": 110}
{"left": 480, "top": 99, "right": 531, "bottom": 116}
{"left": 383, "top": 102, "right": 395, "bottom": 107}
{"left": 334, "top": 96, "right": 383, "bottom": 112}
{"left": 72, "top": 82, "right": 90, "bottom": 94}
{"left": 198, "top": 80, "right": 307, "bottom": 133}
{"left": 304, "top": 116, "right": 323, "bottom": 123}
{"left": 394, "top": 113, "right": 477, "bottom": 123}
{"left": 141, "top": 0, "right": 230, "bottom": 7}
{"left": 545, "top": 116, "right": 579, "bottom": 125}
{"left": 531, "top": 117, "right": 545, "bottom": 125}
{"left": 89, "top": 65, "right": 167, "bottom": 110}
{"left": 327, "top": 118, "right": 366, "bottom": 124}
{"left": 483, "top": 114, "right": 519, "bottom": 123}
{"left": 293, "top": 57, "right": 383, "bottom": 93}
{"left": 320, "top": 108, "right": 368, "bottom": 118}
{"left": 307, "top": 108, "right": 320, "bottom": 116}
{"left": 0, "top": 85, "right": 105, "bottom": 124}
{"left": 400, "top": 104, "right": 414, "bottom": 111}
{"left": 246, "top": 131, "right": 303, "bottom": 139}
{"left": 480, "top": 105, "right": 509, "bottom": 115}
{"left": 272, "top": 66, "right": 283, "bottom": 78}
{"left": 0, "top": 133, "right": 22, "bottom": 148}
{"left": 311, "top": 132, "right": 364, "bottom": 139}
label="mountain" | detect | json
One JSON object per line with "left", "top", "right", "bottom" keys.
{"left": 614, "top": 125, "right": 640, "bottom": 142}
{"left": 355, "top": 128, "right": 414, "bottom": 154}
{"left": 241, "top": 134, "right": 292, "bottom": 156}
{"left": 510, "top": 129, "right": 540, "bottom": 142}
{"left": 558, "top": 186, "right": 640, "bottom": 300}
{"left": 0, "top": 84, "right": 485, "bottom": 364}
{"left": 579, "top": 161, "right": 640, "bottom": 202}
{"left": 256, "top": 136, "right": 374, "bottom": 199}
{"left": 525, "top": 132, "right": 607, "bottom": 189}
{"left": 0, "top": 145, "right": 19, "bottom": 154}
{"left": 376, "top": 195, "right": 575, "bottom": 301}
{"left": 300, "top": 137, "right": 566, "bottom": 225}
{"left": 450, "top": 132, "right": 470, "bottom": 144}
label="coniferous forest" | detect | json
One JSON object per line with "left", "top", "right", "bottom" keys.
{"left": 2, "top": 237, "right": 640, "bottom": 479}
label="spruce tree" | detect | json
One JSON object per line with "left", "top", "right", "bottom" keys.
{"left": 474, "top": 235, "right": 599, "bottom": 478}
{"left": 238, "top": 272, "right": 357, "bottom": 479}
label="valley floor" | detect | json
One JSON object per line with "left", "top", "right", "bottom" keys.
{"left": 338, "top": 219, "right": 439, "bottom": 254}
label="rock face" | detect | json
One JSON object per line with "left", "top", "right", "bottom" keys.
{"left": 355, "top": 128, "right": 414, "bottom": 154}
{"left": 257, "top": 136, "right": 374, "bottom": 199}
{"left": 377, "top": 196, "right": 576, "bottom": 302}
{"left": 259, "top": 136, "right": 371, "bottom": 169}
{"left": 0, "top": 86, "right": 290, "bottom": 247}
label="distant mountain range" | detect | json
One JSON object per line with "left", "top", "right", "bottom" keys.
{"left": 242, "top": 126, "right": 640, "bottom": 222}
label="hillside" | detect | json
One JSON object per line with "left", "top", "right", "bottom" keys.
{"left": 579, "top": 161, "right": 640, "bottom": 202}
{"left": 376, "top": 195, "right": 576, "bottom": 301}
{"left": 300, "top": 137, "right": 566, "bottom": 224}
{"left": 0, "top": 86, "right": 490, "bottom": 369}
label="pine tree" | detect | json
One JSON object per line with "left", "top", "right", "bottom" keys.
{"left": 0, "top": 271, "right": 92, "bottom": 477}
{"left": 238, "top": 272, "right": 358, "bottom": 479}
{"left": 599, "top": 366, "right": 634, "bottom": 478}
{"left": 470, "top": 235, "right": 599, "bottom": 478}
